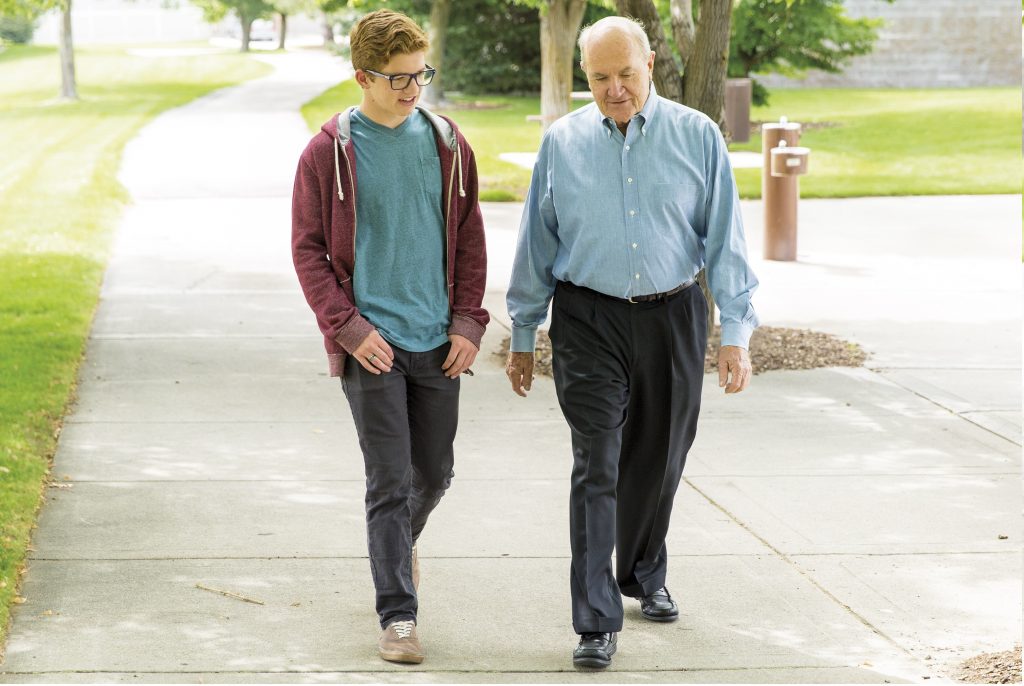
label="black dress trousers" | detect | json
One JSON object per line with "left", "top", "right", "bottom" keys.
{"left": 549, "top": 280, "right": 708, "bottom": 634}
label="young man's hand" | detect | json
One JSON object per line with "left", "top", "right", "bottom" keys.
{"left": 505, "top": 352, "right": 535, "bottom": 397}
{"left": 443, "top": 334, "right": 478, "bottom": 378}
{"left": 353, "top": 330, "right": 395, "bottom": 374}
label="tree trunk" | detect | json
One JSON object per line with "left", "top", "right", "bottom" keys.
{"left": 539, "top": 0, "right": 587, "bottom": 132}
{"left": 321, "top": 11, "right": 334, "bottom": 47}
{"left": 619, "top": 0, "right": 720, "bottom": 332}
{"left": 422, "top": 0, "right": 452, "bottom": 108}
{"left": 240, "top": 15, "right": 252, "bottom": 52}
{"left": 614, "top": 0, "right": 682, "bottom": 102}
{"left": 59, "top": 0, "right": 77, "bottom": 100}
{"left": 670, "top": 0, "right": 695, "bottom": 69}
{"left": 278, "top": 13, "right": 286, "bottom": 51}
{"left": 682, "top": 0, "right": 732, "bottom": 137}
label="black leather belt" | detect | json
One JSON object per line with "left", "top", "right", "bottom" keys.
{"left": 562, "top": 280, "right": 694, "bottom": 304}
{"left": 627, "top": 281, "right": 693, "bottom": 303}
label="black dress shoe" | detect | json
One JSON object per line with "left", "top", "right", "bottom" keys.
{"left": 572, "top": 632, "right": 617, "bottom": 669}
{"left": 640, "top": 587, "right": 679, "bottom": 622}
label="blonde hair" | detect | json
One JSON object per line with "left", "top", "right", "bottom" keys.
{"left": 349, "top": 9, "right": 430, "bottom": 72}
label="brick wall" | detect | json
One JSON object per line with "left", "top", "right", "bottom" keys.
{"left": 756, "top": 0, "right": 1022, "bottom": 88}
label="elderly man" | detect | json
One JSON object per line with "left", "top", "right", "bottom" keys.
{"left": 505, "top": 16, "right": 758, "bottom": 669}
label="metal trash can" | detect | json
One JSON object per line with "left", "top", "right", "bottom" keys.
{"left": 725, "top": 78, "right": 752, "bottom": 143}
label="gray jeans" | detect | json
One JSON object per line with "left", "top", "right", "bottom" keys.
{"left": 341, "top": 342, "right": 459, "bottom": 628}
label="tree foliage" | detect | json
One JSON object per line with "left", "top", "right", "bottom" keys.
{"left": 0, "top": 0, "right": 75, "bottom": 98}
{"left": 0, "top": 0, "right": 55, "bottom": 18}
{"left": 441, "top": 0, "right": 611, "bottom": 95}
{"left": 192, "top": 0, "right": 276, "bottom": 50}
{"left": 0, "top": 13, "right": 37, "bottom": 42}
{"left": 729, "top": 0, "right": 887, "bottom": 104}
{"left": 345, "top": 0, "right": 429, "bottom": 21}
{"left": 443, "top": 0, "right": 540, "bottom": 94}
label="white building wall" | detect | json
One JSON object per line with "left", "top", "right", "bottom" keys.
{"left": 31, "top": 0, "right": 325, "bottom": 46}
{"left": 34, "top": 0, "right": 212, "bottom": 45}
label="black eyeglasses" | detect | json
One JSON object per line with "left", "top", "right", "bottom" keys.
{"left": 363, "top": 65, "right": 436, "bottom": 90}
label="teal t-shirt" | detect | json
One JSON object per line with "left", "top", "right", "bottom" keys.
{"left": 350, "top": 109, "right": 450, "bottom": 352}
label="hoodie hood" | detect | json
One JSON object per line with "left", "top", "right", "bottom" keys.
{"left": 322, "top": 106, "right": 464, "bottom": 201}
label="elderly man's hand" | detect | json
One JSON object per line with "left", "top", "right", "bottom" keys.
{"left": 505, "top": 352, "right": 535, "bottom": 397}
{"left": 718, "top": 345, "right": 751, "bottom": 394}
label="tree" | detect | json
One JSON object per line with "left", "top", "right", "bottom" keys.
{"left": 271, "top": 0, "right": 318, "bottom": 50}
{"left": 616, "top": 0, "right": 733, "bottom": 134}
{"left": 537, "top": 0, "right": 587, "bottom": 130}
{"left": 730, "top": 0, "right": 888, "bottom": 105}
{"left": 192, "top": 0, "right": 275, "bottom": 51}
{"left": 510, "top": 0, "right": 590, "bottom": 130}
{"left": 444, "top": 0, "right": 541, "bottom": 94}
{"left": 420, "top": 0, "right": 451, "bottom": 106}
{"left": 0, "top": 0, "right": 76, "bottom": 98}
{"left": 316, "top": 0, "right": 347, "bottom": 45}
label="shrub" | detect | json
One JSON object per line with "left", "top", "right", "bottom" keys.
{"left": 0, "top": 15, "right": 37, "bottom": 44}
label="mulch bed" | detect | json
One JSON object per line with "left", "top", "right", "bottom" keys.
{"left": 954, "top": 647, "right": 1022, "bottom": 684}
{"left": 495, "top": 325, "right": 867, "bottom": 377}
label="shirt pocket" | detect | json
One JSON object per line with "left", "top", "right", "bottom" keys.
{"left": 649, "top": 182, "right": 703, "bottom": 230}
{"left": 420, "top": 156, "right": 442, "bottom": 195}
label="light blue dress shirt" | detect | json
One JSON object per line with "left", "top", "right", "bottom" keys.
{"left": 506, "top": 85, "right": 759, "bottom": 352}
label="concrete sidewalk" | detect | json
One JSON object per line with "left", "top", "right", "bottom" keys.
{"left": 0, "top": 54, "right": 1019, "bottom": 684}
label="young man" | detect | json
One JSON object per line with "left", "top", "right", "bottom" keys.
{"left": 291, "top": 9, "right": 488, "bottom": 665}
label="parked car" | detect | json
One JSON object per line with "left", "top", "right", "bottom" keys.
{"left": 249, "top": 19, "right": 275, "bottom": 42}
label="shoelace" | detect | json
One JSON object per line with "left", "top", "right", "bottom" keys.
{"left": 390, "top": 620, "right": 415, "bottom": 639}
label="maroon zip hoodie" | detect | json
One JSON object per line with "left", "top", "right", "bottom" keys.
{"left": 291, "top": 107, "right": 489, "bottom": 376}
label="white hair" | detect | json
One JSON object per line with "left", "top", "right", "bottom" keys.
{"left": 578, "top": 16, "right": 650, "bottom": 66}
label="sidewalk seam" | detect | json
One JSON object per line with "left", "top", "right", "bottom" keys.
{"left": 682, "top": 478, "right": 924, "bottom": 666}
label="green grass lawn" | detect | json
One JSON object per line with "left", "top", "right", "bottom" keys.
{"left": 303, "top": 84, "right": 1020, "bottom": 201}
{"left": 0, "top": 44, "right": 269, "bottom": 647}
{"left": 734, "top": 87, "right": 1021, "bottom": 199}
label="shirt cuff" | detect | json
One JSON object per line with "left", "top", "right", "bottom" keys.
{"left": 510, "top": 325, "right": 538, "bottom": 352}
{"left": 720, "top": 321, "right": 755, "bottom": 350}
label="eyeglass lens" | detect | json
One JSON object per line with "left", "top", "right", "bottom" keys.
{"left": 390, "top": 69, "right": 435, "bottom": 90}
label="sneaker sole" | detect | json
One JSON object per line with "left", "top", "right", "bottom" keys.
{"left": 379, "top": 650, "right": 424, "bottom": 664}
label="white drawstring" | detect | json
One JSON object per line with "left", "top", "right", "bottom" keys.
{"left": 333, "top": 136, "right": 344, "bottom": 201}
{"left": 456, "top": 141, "right": 465, "bottom": 198}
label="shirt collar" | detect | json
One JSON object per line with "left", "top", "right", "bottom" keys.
{"left": 598, "top": 81, "right": 659, "bottom": 137}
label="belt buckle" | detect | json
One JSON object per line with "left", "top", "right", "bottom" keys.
{"left": 627, "top": 295, "right": 638, "bottom": 304}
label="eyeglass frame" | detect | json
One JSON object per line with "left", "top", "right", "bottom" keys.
{"left": 362, "top": 65, "right": 437, "bottom": 90}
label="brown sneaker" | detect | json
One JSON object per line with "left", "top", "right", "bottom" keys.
{"left": 412, "top": 544, "right": 420, "bottom": 591}
{"left": 378, "top": 619, "right": 424, "bottom": 664}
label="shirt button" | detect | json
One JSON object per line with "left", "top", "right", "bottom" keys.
{"left": 627, "top": 177, "right": 633, "bottom": 183}
{"left": 635, "top": 274, "right": 640, "bottom": 279}
{"left": 629, "top": 210, "right": 636, "bottom": 216}
{"left": 632, "top": 243, "right": 638, "bottom": 249}
{"left": 625, "top": 145, "right": 630, "bottom": 151}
